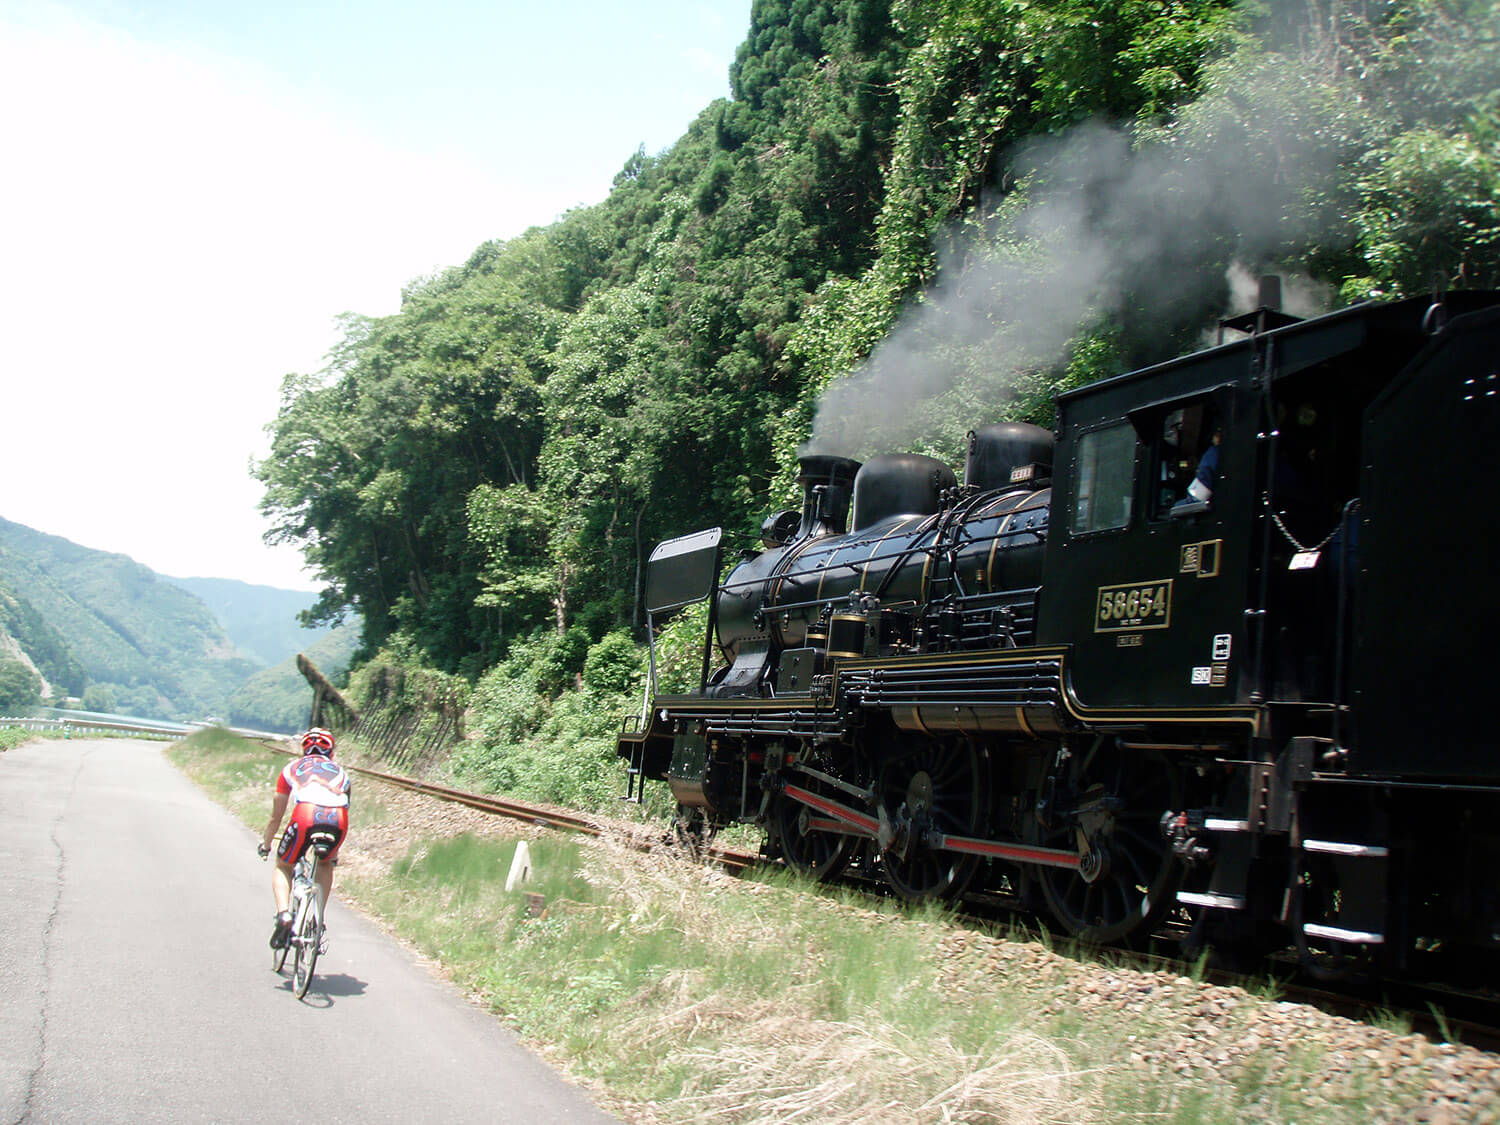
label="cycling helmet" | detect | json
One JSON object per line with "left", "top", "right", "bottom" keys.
{"left": 301, "top": 727, "right": 336, "bottom": 756}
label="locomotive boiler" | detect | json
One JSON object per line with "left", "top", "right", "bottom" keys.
{"left": 619, "top": 288, "right": 1500, "bottom": 975}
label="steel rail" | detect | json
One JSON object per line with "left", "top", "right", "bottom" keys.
{"left": 259, "top": 739, "right": 758, "bottom": 870}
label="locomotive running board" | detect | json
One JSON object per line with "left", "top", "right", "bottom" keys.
{"left": 781, "top": 783, "right": 1082, "bottom": 871}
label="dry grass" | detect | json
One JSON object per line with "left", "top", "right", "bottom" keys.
{"left": 654, "top": 1007, "right": 1094, "bottom": 1124}
{"left": 565, "top": 835, "right": 1104, "bottom": 1124}
{"left": 170, "top": 731, "right": 1477, "bottom": 1125}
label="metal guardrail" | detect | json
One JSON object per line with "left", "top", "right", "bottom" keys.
{"left": 0, "top": 717, "right": 285, "bottom": 742}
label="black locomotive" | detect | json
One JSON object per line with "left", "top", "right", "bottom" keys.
{"left": 619, "top": 287, "right": 1500, "bottom": 976}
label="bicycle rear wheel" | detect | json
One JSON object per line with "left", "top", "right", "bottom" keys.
{"left": 272, "top": 887, "right": 299, "bottom": 974}
{"left": 292, "top": 886, "right": 323, "bottom": 999}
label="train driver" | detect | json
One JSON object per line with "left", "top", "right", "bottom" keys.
{"left": 1182, "top": 426, "right": 1223, "bottom": 505}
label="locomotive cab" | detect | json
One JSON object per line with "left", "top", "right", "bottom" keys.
{"left": 1041, "top": 294, "right": 1500, "bottom": 733}
{"left": 1043, "top": 358, "right": 1258, "bottom": 721}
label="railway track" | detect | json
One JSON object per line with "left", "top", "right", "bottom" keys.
{"left": 259, "top": 738, "right": 1499, "bottom": 1048}
{"left": 260, "top": 738, "right": 760, "bottom": 871}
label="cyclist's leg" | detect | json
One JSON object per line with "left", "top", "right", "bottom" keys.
{"left": 314, "top": 858, "right": 334, "bottom": 903}
{"left": 272, "top": 814, "right": 305, "bottom": 913}
{"left": 270, "top": 810, "right": 310, "bottom": 947}
{"left": 272, "top": 859, "right": 294, "bottom": 914}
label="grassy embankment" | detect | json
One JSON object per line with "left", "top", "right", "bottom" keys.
{"left": 169, "top": 728, "right": 1426, "bottom": 1125}
{"left": 0, "top": 727, "right": 48, "bottom": 751}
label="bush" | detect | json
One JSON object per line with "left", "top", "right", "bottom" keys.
{"left": 455, "top": 627, "right": 645, "bottom": 811}
{"left": 0, "top": 657, "right": 42, "bottom": 712}
{"left": 81, "top": 684, "right": 118, "bottom": 713}
{"left": 582, "top": 630, "right": 644, "bottom": 695}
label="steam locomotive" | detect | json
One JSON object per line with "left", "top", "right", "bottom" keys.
{"left": 618, "top": 288, "right": 1500, "bottom": 976}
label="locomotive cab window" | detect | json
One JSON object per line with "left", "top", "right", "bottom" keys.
{"left": 1150, "top": 400, "right": 1222, "bottom": 518}
{"left": 1070, "top": 422, "right": 1136, "bottom": 535}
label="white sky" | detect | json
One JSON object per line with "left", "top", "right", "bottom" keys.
{"left": 0, "top": 0, "right": 749, "bottom": 591}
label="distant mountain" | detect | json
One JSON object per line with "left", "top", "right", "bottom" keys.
{"left": 0, "top": 518, "right": 259, "bottom": 720}
{"left": 0, "top": 581, "right": 88, "bottom": 704}
{"left": 224, "top": 620, "right": 361, "bottom": 734}
{"left": 162, "top": 575, "right": 330, "bottom": 667}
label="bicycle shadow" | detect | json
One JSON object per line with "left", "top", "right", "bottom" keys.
{"left": 276, "top": 972, "right": 368, "bottom": 1006}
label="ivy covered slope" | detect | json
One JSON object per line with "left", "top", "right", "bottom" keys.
{"left": 258, "top": 1, "right": 1499, "bottom": 801}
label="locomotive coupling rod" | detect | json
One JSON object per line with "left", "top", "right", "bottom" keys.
{"left": 781, "top": 783, "right": 1086, "bottom": 872}
{"left": 924, "top": 832, "right": 1084, "bottom": 872}
{"left": 782, "top": 782, "right": 881, "bottom": 836}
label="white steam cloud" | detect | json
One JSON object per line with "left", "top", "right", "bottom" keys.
{"left": 806, "top": 105, "right": 1341, "bottom": 457}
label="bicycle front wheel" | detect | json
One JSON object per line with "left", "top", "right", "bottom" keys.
{"left": 292, "top": 886, "right": 323, "bottom": 999}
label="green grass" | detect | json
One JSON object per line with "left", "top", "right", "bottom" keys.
{"left": 1, "top": 727, "right": 46, "bottom": 751}
{"left": 167, "top": 728, "right": 282, "bottom": 828}
{"left": 169, "top": 730, "right": 1438, "bottom": 1124}
{"left": 0, "top": 727, "right": 112, "bottom": 751}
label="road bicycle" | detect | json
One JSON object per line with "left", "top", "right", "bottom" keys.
{"left": 265, "top": 828, "right": 339, "bottom": 999}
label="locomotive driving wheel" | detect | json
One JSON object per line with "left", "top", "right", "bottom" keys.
{"left": 1034, "top": 745, "right": 1183, "bottom": 945}
{"left": 876, "top": 738, "right": 989, "bottom": 901}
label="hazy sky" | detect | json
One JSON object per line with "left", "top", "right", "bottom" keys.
{"left": 0, "top": 0, "right": 749, "bottom": 590}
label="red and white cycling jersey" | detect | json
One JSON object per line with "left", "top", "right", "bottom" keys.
{"left": 276, "top": 754, "right": 352, "bottom": 808}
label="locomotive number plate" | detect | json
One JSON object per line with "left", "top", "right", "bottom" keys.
{"left": 1095, "top": 580, "right": 1173, "bottom": 631}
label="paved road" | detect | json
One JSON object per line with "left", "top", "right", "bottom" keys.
{"left": 0, "top": 739, "right": 620, "bottom": 1124}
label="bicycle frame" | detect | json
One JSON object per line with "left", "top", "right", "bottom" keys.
{"left": 291, "top": 851, "right": 322, "bottom": 934}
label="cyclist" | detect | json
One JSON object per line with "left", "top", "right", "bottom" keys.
{"left": 258, "top": 727, "right": 352, "bottom": 949}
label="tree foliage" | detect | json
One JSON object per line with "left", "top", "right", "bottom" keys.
{"left": 259, "top": 0, "right": 1499, "bottom": 723}
{"left": 0, "top": 656, "right": 43, "bottom": 712}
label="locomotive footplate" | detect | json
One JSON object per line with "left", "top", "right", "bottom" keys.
{"left": 778, "top": 780, "right": 1085, "bottom": 873}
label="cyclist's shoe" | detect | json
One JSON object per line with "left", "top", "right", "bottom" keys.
{"left": 269, "top": 911, "right": 293, "bottom": 949}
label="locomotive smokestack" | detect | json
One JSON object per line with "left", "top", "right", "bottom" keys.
{"left": 1217, "top": 272, "right": 1300, "bottom": 342}
{"left": 1258, "top": 274, "right": 1282, "bottom": 311}
{"left": 795, "top": 453, "right": 860, "bottom": 541}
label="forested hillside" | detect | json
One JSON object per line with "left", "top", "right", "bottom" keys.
{"left": 222, "top": 620, "right": 360, "bottom": 734}
{"left": 0, "top": 582, "right": 86, "bottom": 710}
{"left": 257, "top": 0, "right": 1499, "bottom": 799}
{"left": 0, "top": 520, "right": 345, "bottom": 725}
{"left": 0, "top": 518, "right": 258, "bottom": 717}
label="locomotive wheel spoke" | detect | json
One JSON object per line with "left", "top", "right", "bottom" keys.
{"left": 1037, "top": 748, "right": 1183, "bottom": 945}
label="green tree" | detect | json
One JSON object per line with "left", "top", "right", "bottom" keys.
{"left": 81, "top": 683, "right": 117, "bottom": 712}
{"left": 254, "top": 0, "right": 1500, "bottom": 712}
{"left": 0, "top": 657, "right": 42, "bottom": 712}
{"left": 258, "top": 234, "right": 565, "bottom": 670}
